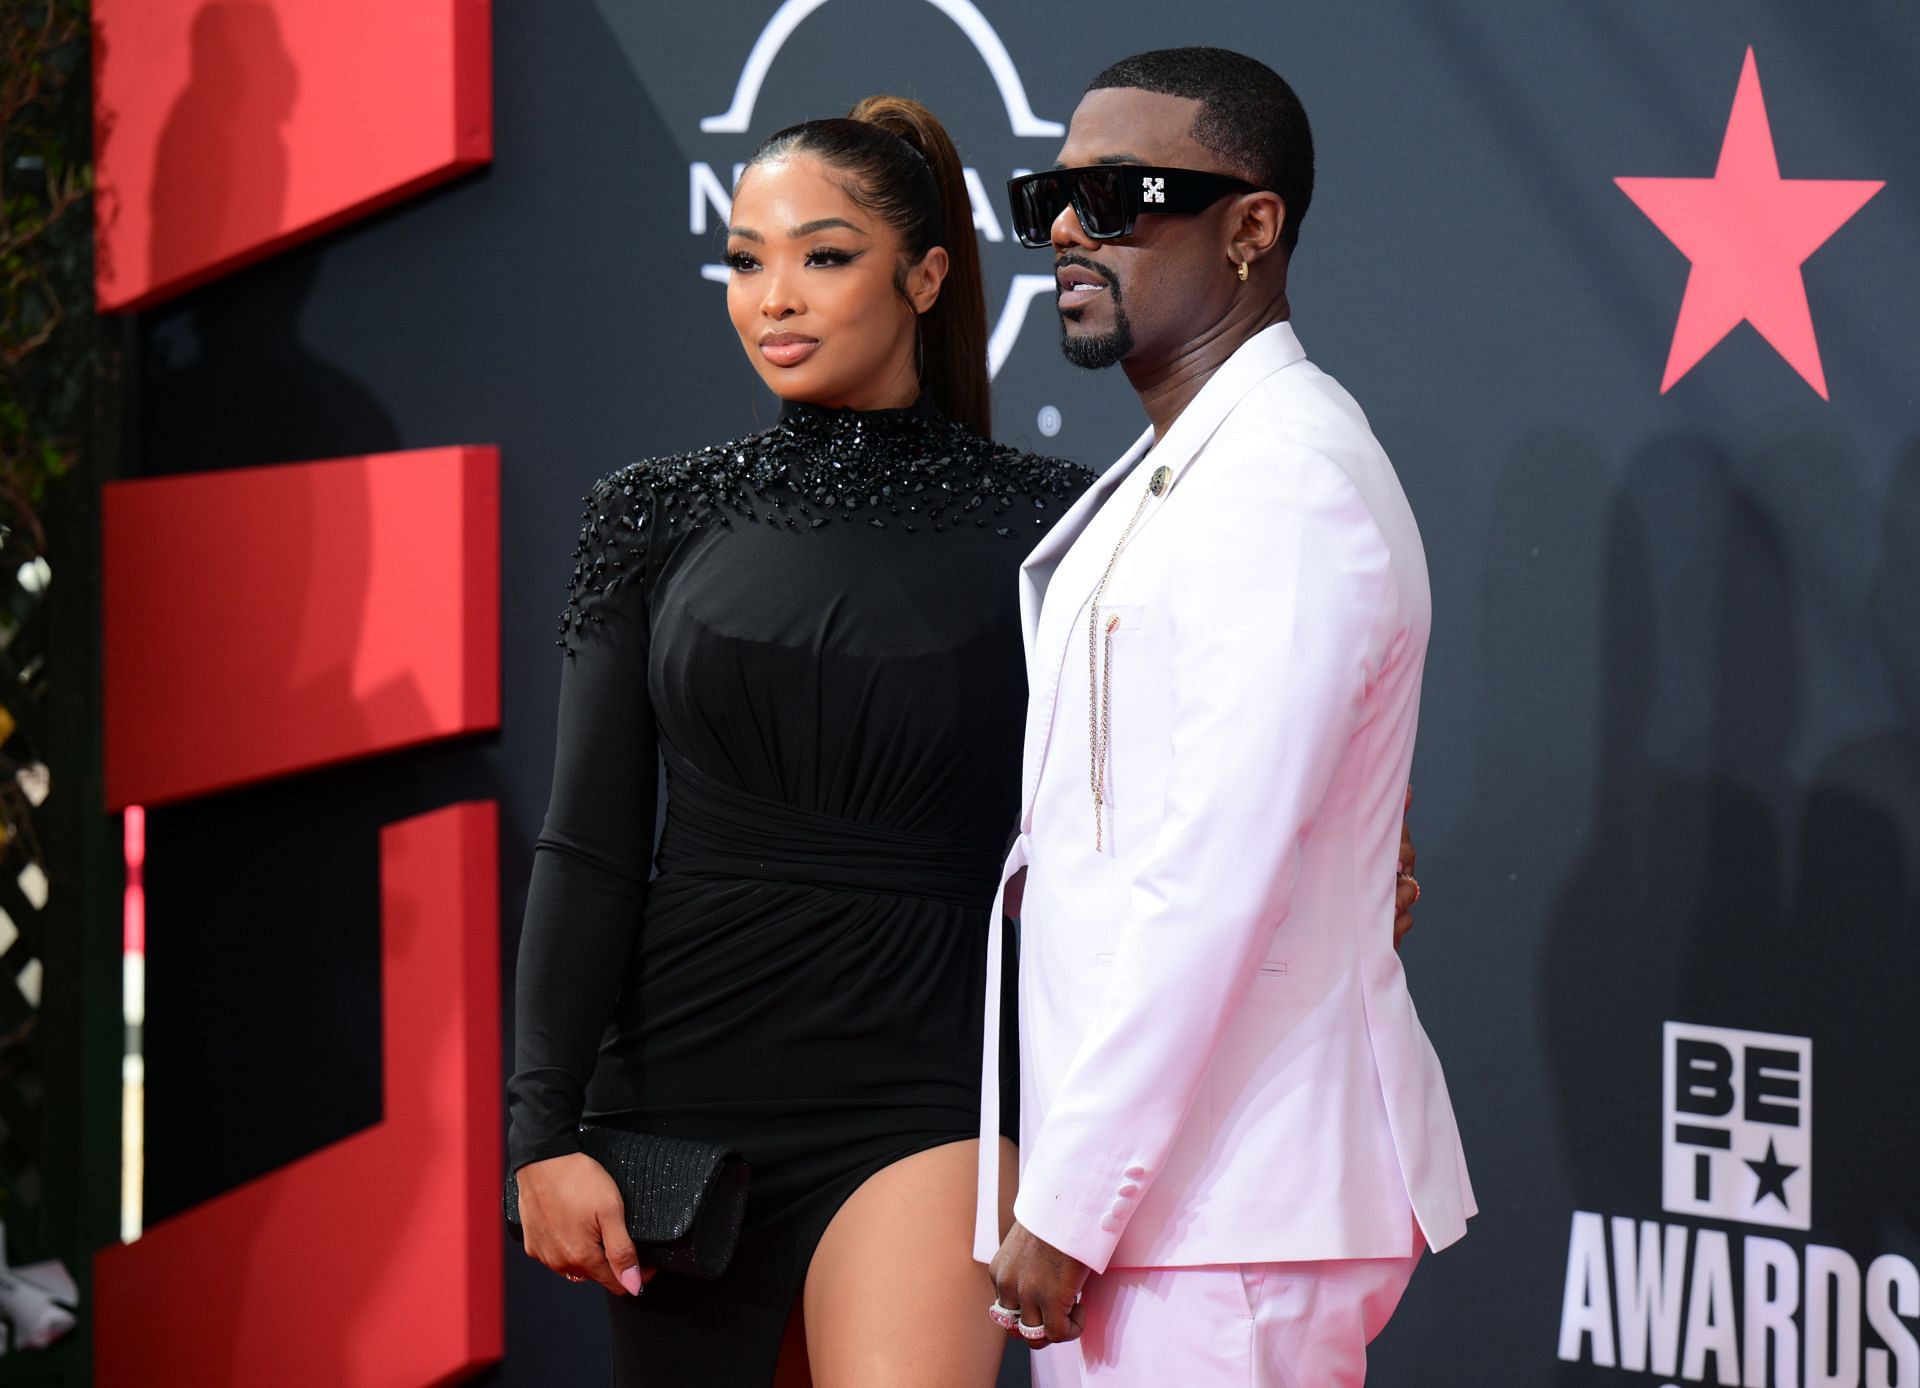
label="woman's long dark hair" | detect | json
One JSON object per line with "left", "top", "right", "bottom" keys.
{"left": 747, "top": 96, "right": 990, "bottom": 435}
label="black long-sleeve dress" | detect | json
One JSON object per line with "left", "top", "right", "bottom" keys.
{"left": 509, "top": 397, "right": 1091, "bottom": 1384}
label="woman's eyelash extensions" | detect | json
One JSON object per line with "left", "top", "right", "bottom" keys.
{"left": 723, "top": 246, "right": 862, "bottom": 273}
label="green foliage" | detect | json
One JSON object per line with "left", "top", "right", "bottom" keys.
{"left": 0, "top": 0, "right": 92, "bottom": 560}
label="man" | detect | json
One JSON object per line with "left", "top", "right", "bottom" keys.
{"left": 974, "top": 49, "right": 1474, "bottom": 1384}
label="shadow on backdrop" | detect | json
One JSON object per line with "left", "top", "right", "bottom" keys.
{"left": 147, "top": 1, "right": 298, "bottom": 297}
{"left": 1545, "top": 433, "right": 1920, "bottom": 1383}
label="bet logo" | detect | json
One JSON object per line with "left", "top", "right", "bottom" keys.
{"left": 1662, "top": 1022, "right": 1812, "bottom": 1231}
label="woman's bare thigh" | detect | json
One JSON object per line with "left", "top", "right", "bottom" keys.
{"left": 801, "top": 1137, "right": 1020, "bottom": 1388}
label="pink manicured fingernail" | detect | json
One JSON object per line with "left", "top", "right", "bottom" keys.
{"left": 620, "top": 1267, "right": 643, "bottom": 1297}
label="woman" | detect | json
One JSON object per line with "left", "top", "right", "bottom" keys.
{"left": 510, "top": 96, "right": 1420, "bottom": 1387}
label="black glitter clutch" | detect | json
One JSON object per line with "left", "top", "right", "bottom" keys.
{"left": 504, "top": 1126, "right": 750, "bottom": 1280}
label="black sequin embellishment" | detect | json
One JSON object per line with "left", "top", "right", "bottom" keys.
{"left": 557, "top": 405, "right": 1090, "bottom": 652}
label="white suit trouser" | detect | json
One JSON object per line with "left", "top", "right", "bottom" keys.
{"left": 1029, "top": 1236, "right": 1422, "bottom": 1388}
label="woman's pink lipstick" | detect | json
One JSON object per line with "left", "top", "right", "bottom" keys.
{"left": 759, "top": 332, "right": 820, "bottom": 367}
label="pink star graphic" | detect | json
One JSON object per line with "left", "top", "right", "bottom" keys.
{"left": 1616, "top": 47, "right": 1883, "bottom": 399}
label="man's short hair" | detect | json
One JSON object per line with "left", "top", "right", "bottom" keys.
{"left": 1086, "top": 47, "right": 1314, "bottom": 254}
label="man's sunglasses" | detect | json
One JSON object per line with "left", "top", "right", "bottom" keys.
{"left": 1006, "top": 165, "right": 1262, "bottom": 249}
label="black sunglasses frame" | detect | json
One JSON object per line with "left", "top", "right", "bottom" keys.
{"left": 1005, "top": 164, "right": 1263, "bottom": 249}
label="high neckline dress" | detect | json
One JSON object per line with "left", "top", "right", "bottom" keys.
{"left": 509, "top": 398, "right": 1092, "bottom": 1382}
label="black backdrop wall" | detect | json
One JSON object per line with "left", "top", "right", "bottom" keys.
{"left": 128, "top": 2, "right": 1919, "bottom": 1384}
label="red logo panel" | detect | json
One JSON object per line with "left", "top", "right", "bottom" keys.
{"left": 102, "top": 447, "right": 499, "bottom": 810}
{"left": 94, "top": 801, "right": 503, "bottom": 1385}
{"left": 93, "top": 0, "right": 491, "bottom": 311}
{"left": 97, "top": 444, "right": 504, "bottom": 1381}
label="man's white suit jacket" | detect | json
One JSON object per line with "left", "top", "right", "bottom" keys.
{"left": 973, "top": 322, "right": 1475, "bottom": 1274}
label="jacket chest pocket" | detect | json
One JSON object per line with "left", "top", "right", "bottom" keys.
{"left": 1090, "top": 603, "right": 1169, "bottom": 858}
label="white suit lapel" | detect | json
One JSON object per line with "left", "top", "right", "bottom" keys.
{"left": 1018, "top": 427, "right": 1153, "bottom": 664}
{"left": 1016, "top": 323, "right": 1308, "bottom": 829}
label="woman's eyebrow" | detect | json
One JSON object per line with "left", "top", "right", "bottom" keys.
{"left": 788, "top": 217, "right": 868, "bottom": 238}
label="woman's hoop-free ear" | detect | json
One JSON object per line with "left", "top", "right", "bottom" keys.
{"left": 904, "top": 244, "right": 951, "bottom": 315}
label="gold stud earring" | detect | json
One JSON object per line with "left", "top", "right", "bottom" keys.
{"left": 1235, "top": 259, "right": 1249, "bottom": 283}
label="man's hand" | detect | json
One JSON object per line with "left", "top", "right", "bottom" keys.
{"left": 989, "top": 1221, "right": 1089, "bottom": 1348}
{"left": 1394, "top": 784, "right": 1419, "bottom": 950}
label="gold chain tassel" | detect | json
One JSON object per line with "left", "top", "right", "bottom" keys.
{"left": 1088, "top": 473, "right": 1160, "bottom": 850}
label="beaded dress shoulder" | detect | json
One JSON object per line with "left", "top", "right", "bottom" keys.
{"left": 559, "top": 402, "right": 1089, "bottom": 652}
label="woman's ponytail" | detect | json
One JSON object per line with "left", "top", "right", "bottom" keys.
{"left": 846, "top": 95, "right": 990, "bottom": 436}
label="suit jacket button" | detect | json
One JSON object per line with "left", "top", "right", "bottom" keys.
{"left": 1099, "top": 1214, "right": 1123, "bottom": 1233}
{"left": 1123, "top": 1165, "right": 1148, "bottom": 1180}
{"left": 1118, "top": 1182, "right": 1141, "bottom": 1197}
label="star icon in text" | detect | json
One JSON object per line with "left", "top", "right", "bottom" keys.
{"left": 1616, "top": 47, "right": 1883, "bottom": 399}
{"left": 1746, "top": 1138, "right": 1799, "bottom": 1211}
